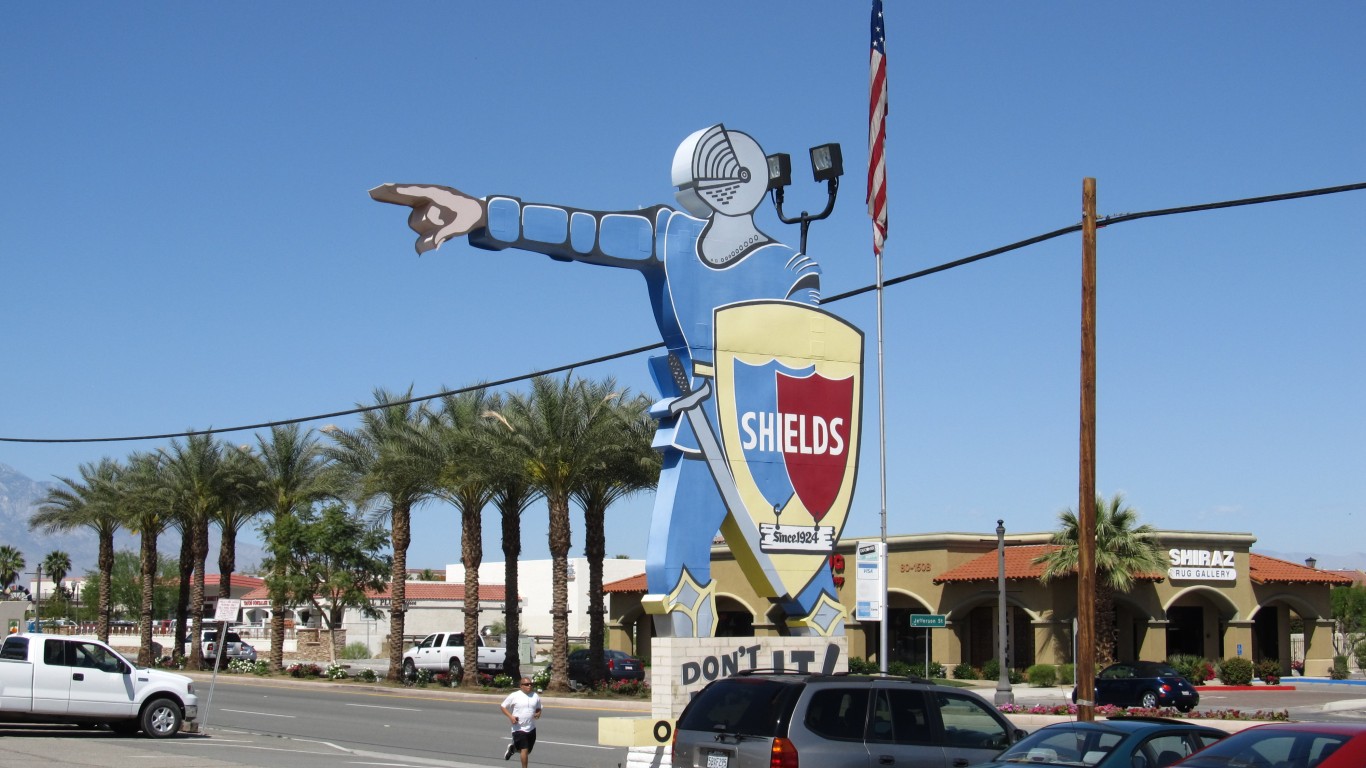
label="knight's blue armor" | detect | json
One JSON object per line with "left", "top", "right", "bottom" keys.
{"left": 468, "top": 197, "right": 839, "bottom": 636}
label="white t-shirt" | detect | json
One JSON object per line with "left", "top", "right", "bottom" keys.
{"left": 501, "top": 689, "right": 542, "bottom": 733}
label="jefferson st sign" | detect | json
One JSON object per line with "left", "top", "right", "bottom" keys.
{"left": 910, "top": 614, "right": 946, "bottom": 628}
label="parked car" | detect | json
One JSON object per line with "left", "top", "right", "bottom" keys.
{"left": 673, "top": 671, "right": 1025, "bottom": 768}
{"left": 977, "top": 717, "right": 1226, "bottom": 768}
{"left": 0, "top": 633, "right": 197, "bottom": 737}
{"left": 1173, "top": 722, "right": 1366, "bottom": 768}
{"left": 402, "top": 631, "right": 506, "bottom": 678}
{"left": 567, "top": 648, "right": 644, "bottom": 686}
{"left": 193, "top": 629, "right": 255, "bottom": 667}
{"left": 1073, "top": 661, "right": 1200, "bottom": 711}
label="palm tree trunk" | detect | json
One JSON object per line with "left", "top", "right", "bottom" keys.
{"left": 97, "top": 532, "right": 115, "bottom": 645}
{"left": 218, "top": 529, "right": 237, "bottom": 617}
{"left": 387, "top": 501, "right": 411, "bottom": 682}
{"left": 175, "top": 531, "right": 193, "bottom": 656}
{"left": 1096, "top": 582, "right": 1118, "bottom": 666}
{"left": 548, "top": 496, "right": 572, "bottom": 693}
{"left": 189, "top": 517, "right": 210, "bottom": 669}
{"left": 502, "top": 508, "right": 522, "bottom": 680}
{"left": 584, "top": 502, "right": 606, "bottom": 685}
{"left": 138, "top": 531, "right": 159, "bottom": 666}
{"left": 462, "top": 504, "right": 482, "bottom": 687}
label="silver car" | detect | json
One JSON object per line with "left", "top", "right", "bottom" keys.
{"left": 673, "top": 672, "right": 1024, "bottom": 768}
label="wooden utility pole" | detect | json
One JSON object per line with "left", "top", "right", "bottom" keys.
{"left": 1077, "top": 178, "right": 1098, "bottom": 722}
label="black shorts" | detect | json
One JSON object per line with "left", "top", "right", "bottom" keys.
{"left": 511, "top": 729, "right": 537, "bottom": 753}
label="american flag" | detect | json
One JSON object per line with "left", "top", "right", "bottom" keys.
{"left": 868, "top": 0, "right": 889, "bottom": 256}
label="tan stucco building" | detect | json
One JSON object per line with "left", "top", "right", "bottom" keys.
{"left": 607, "top": 529, "right": 1351, "bottom": 677}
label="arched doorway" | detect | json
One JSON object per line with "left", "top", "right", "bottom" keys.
{"left": 963, "top": 603, "right": 1036, "bottom": 670}
{"left": 1164, "top": 587, "right": 1239, "bottom": 660}
{"left": 716, "top": 595, "right": 755, "bottom": 637}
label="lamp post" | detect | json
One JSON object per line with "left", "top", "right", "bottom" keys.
{"left": 765, "top": 142, "right": 843, "bottom": 254}
{"left": 994, "top": 520, "right": 1014, "bottom": 706}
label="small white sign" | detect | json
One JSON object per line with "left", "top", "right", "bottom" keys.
{"left": 758, "top": 523, "right": 834, "bottom": 552}
{"left": 1168, "top": 567, "right": 1236, "bottom": 581}
{"left": 855, "top": 541, "right": 885, "bottom": 621}
{"left": 214, "top": 598, "right": 243, "bottom": 622}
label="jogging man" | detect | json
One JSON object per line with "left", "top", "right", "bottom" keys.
{"left": 500, "top": 677, "right": 543, "bottom": 766}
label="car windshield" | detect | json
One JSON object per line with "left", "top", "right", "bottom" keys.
{"left": 677, "top": 679, "right": 800, "bottom": 738}
{"left": 997, "top": 726, "right": 1122, "bottom": 766}
{"left": 1176, "top": 729, "right": 1349, "bottom": 767}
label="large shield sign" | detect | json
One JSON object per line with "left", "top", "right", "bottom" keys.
{"left": 711, "top": 300, "right": 863, "bottom": 601}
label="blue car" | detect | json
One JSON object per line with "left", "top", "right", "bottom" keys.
{"left": 1074, "top": 661, "right": 1202, "bottom": 711}
{"left": 979, "top": 717, "right": 1226, "bottom": 768}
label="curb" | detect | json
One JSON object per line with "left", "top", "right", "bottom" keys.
{"left": 180, "top": 669, "right": 651, "bottom": 712}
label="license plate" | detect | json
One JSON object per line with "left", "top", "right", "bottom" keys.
{"left": 1181, "top": 690, "right": 1192, "bottom": 696}
{"left": 706, "top": 751, "right": 729, "bottom": 768}
{"left": 622, "top": 664, "right": 636, "bottom": 671}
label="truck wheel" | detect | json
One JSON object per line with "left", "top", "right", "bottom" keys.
{"left": 449, "top": 658, "right": 463, "bottom": 680}
{"left": 140, "top": 697, "right": 183, "bottom": 738}
{"left": 403, "top": 658, "right": 417, "bottom": 680}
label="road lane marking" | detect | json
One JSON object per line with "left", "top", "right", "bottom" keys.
{"left": 220, "top": 708, "right": 297, "bottom": 717}
{"left": 345, "top": 703, "right": 424, "bottom": 712}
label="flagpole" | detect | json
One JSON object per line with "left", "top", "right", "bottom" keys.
{"left": 868, "top": 0, "right": 890, "bottom": 675}
{"left": 876, "top": 243, "right": 889, "bottom": 675}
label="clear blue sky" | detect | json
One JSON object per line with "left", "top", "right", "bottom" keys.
{"left": 3, "top": 2, "right": 1362, "bottom": 572}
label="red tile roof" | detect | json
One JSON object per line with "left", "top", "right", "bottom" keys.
{"left": 933, "top": 545, "right": 1162, "bottom": 584}
{"left": 205, "top": 574, "right": 266, "bottom": 589}
{"left": 604, "top": 573, "right": 647, "bottom": 593}
{"left": 1248, "top": 554, "right": 1353, "bottom": 586}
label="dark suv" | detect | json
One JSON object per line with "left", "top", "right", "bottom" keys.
{"left": 673, "top": 672, "right": 1025, "bottom": 768}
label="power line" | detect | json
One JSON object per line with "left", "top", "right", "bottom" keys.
{"left": 3, "top": 181, "right": 1361, "bottom": 445}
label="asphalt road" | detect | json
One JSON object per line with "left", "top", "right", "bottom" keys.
{"left": 2, "top": 675, "right": 1363, "bottom": 768}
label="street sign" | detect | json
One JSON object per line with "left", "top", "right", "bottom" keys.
{"left": 214, "top": 599, "right": 242, "bottom": 623}
{"left": 909, "top": 614, "right": 946, "bottom": 628}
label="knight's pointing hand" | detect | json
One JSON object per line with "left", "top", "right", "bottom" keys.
{"left": 369, "top": 183, "right": 487, "bottom": 254}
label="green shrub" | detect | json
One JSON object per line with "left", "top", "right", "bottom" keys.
{"left": 531, "top": 666, "right": 551, "bottom": 690}
{"left": 1255, "top": 659, "right": 1282, "bottom": 683}
{"left": 341, "top": 642, "right": 372, "bottom": 660}
{"left": 982, "top": 658, "right": 1000, "bottom": 681}
{"left": 1009, "top": 667, "right": 1025, "bottom": 684}
{"left": 927, "top": 661, "right": 946, "bottom": 679}
{"left": 1217, "top": 657, "right": 1254, "bottom": 686}
{"left": 1167, "top": 654, "right": 1210, "bottom": 685}
{"left": 1330, "top": 656, "right": 1350, "bottom": 680}
{"left": 1354, "top": 640, "right": 1366, "bottom": 673}
{"left": 952, "top": 662, "right": 977, "bottom": 680}
{"left": 492, "top": 673, "right": 516, "bottom": 688}
{"left": 847, "top": 656, "right": 879, "bottom": 674}
{"left": 1056, "top": 663, "right": 1075, "bottom": 685}
{"left": 1026, "top": 664, "right": 1057, "bottom": 687}
{"left": 887, "top": 660, "right": 914, "bottom": 677}
{"left": 357, "top": 668, "right": 378, "bottom": 682}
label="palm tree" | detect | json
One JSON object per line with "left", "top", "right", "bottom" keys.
{"left": 161, "top": 433, "right": 231, "bottom": 669}
{"left": 482, "top": 392, "right": 541, "bottom": 681}
{"left": 41, "top": 551, "right": 72, "bottom": 599}
{"left": 571, "top": 385, "right": 658, "bottom": 685}
{"left": 0, "top": 545, "right": 25, "bottom": 595}
{"left": 325, "top": 389, "right": 442, "bottom": 682}
{"left": 30, "top": 459, "right": 122, "bottom": 641}
{"left": 255, "top": 423, "right": 340, "bottom": 671}
{"left": 213, "top": 443, "right": 267, "bottom": 625}
{"left": 120, "top": 451, "right": 176, "bottom": 665}
{"left": 494, "top": 375, "right": 622, "bottom": 692}
{"left": 425, "top": 389, "right": 497, "bottom": 686}
{"left": 1034, "top": 492, "right": 1167, "bottom": 666}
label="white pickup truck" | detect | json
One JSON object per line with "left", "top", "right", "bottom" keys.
{"left": 0, "top": 633, "right": 198, "bottom": 738}
{"left": 402, "top": 631, "right": 506, "bottom": 678}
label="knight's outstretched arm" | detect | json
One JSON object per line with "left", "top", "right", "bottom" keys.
{"left": 469, "top": 196, "right": 669, "bottom": 270}
{"left": 369, "top": 183, "right": 669, "bottom": 270}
